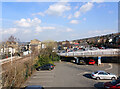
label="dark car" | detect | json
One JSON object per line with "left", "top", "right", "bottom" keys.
{"left": 24, "top": 85, "right": 44, "bottom": 89}
{"left": 36, "top": 64, "right": 54, "bottom": 71}
{"left": 79, "top": 60, "right": 86, "bottom": 65}
{"left": 104, "top": 79, "right": 120, "bottom": 88}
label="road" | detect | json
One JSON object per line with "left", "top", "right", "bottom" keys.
{"left": 24, "top": 62, "right": 119, "bottom": 88}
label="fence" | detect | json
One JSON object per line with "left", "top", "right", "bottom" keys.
{"left": 58, "top": 49, "right": 119, "bottom": 57}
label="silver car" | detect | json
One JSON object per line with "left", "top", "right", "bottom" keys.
{"left": 91, "top": 70, "right": 117, "bottom": 80}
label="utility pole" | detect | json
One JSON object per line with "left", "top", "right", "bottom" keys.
{"left": 11, "top": 48, "right": 13, "bottom": 65}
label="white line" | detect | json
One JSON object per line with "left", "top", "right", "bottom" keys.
{"left": 77, "top": 72, "right": 91, "bottom": 75}
{"left": 105, "top": 63, "right": 113, "bottom": 70}
{"left": 35, "top": 73, "right": 54, "bottom": 74}
{"left": 33, "top": 74, "right": 54, "bottom": 76}
{"left": 32, "top": 76, "right": 54, "bottom": 78}
{"left": 38, "top": 71, "right": 53, "bottom": 73}
{"left": 43, "top": 86, "right": 51, "bottom": 87}
{"left": 28, "top": 80, "right": 53, "bottom": 83}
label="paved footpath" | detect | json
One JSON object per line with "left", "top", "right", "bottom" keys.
{"left": 23, "top": 62, "right": 118, "bottom": 88}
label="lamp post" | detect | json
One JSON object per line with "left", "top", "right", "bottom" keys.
{"left": 11, "top": 48, "right": 13, "bottom": 65}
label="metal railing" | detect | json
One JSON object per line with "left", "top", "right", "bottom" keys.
{"left": 58, "top": 49, "right": 119, "bottom": 57}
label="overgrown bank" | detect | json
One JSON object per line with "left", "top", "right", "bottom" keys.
{"left": 1, "top": 47, "right": 60, "bottom": 88}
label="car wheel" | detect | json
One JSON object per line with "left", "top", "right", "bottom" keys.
{"left": 96, "top": 77, "right": 100, "bottom": 80}
{"left": 111, "top": 77, "right": 116, "bottom": 80}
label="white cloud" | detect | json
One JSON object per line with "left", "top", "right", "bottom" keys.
{"left": 70, "top": 20, "right": 79, "bottom": 24}
{"left": 66, "top": 28, "right": 73, "bottom": 32}
{"left": 35, "top": 26, "right": 56, "bottom": 33}
{"left": 80, "top": 2, "right": 93, "bottom": 13}
{"left": 1, "top": 28, "right": 18, "bottom": 35}
{"left": 68, "top": 14, "right": 72, "bottom": 19}
{"left": 91, "top": 0, "right": 104, "bottom": 3}
{"left": 74, "top": 6, "right": 79, "bottom": 10}
{"left": 15, "top": 18, "right": 31, "bottom": 27}
{"left": 35, "top": 26, "right": 43, "bottom": 32}
{"left": 74, "top": 2, "right": 94, "bottom": 18}
{"left": 23, "top": 30, "right": 31, "bottom": 34}
{"left": 45, "top": 2, "right": 71, "bottom": 16}
{"left": 15, "top": 18, "right": 41, "bottom": 27}
{"left": 74, "top": 11, "right": 81, "bottom": 18}
{"left": 88, "top": 29, "right": 117, "bottom": 36}
{"left": 33, "top": 2, "right": 71, "bottom": 17}
{"left": 32, "top": 12, "right": 45, "bottom": 16}
{"left": 32, "top": 18, "right": 42, "bottom": 23}
{"left": 42, "top": 27, "right": 56, "bottom": 30}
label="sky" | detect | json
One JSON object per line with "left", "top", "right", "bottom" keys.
{"left": 1, "top": 1, "right": 118, "bottom": 42}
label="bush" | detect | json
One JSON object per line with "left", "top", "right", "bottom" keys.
{"left": 34, "top": 47, "right": 60, "bottom": 68}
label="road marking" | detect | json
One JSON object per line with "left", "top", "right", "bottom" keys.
{"left": 33, "top": 73, "right": 55, "bottom": 76}
{"left": 105, "top": 63, "right": 112, "bottom": 70}
{"left": 38, "top": 71, "right": 53, "bottom": 73}
{"left": 28, "top": 80, "right": 53, "bottom": 83}
{"left": 43, "top": 86, "right": 51, "bottom": 87}
{"left": 32, "top": 76, "right": 54, "bottom": 79}
{"left": 77, "top": 72, "right": 91, "bottom": 75}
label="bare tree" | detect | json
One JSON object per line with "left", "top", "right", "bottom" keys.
{"left": 7, "top": 35, "right": 20, "bottom": 42}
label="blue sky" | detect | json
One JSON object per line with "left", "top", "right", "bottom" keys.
{"left": 1, "top": 2, "right": 118, "bottom": 42}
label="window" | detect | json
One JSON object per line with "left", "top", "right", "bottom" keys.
{"left": 103, "top": 73, "right": 108, "bottom": 75}
{"left": 117, "top": 83, "right": 120, "bottom": 86}
{"left": 98, "top": 72, "right": 104, "bottom": 75}
{"left": 94, "top": 71, "right": 98, "bottom": 74}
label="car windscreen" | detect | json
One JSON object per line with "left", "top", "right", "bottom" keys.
{"left": 90, "top": 61, "right": 94, "bottom": 62}
{"left": 111, "top": 80, "right": 120, "bottom": 86}
{"left": 94, "top": 71, "right": 98, "bottom": 74}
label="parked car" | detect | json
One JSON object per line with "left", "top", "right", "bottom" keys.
{"left": 36, "top": 64, "right": 54, "bottom": 71}
{"left": 62, "top": 50, "right": 66, "bottom": 53}
{"left": 71, "top": 60, "right": 75, "bottom": 63}
{"left": 79, "top": 60, "right": 86, "bottom": 65}
{"left": 73, "top": 48, "right": 78, "bottom": 51}
{"left": 68, "top": 50, "right": 73, "bottom": 52}
{"left": 104, "top": 79, "right": 120, "bottom": 89}
{"left": 91, "top": 71, "right": 117, "bottom": 80}
{"left": 89, "top": 59, "right": 95, "bottom": 65}
{"left": 24, "top": 85, "right": 44, "bottom": 89}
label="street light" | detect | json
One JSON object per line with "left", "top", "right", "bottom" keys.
{"left": 11, "top": 48, "right": 13, "bottom": 65}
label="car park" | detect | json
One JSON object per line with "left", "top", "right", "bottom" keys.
{"left": 79, "top": 60, "right": 86, "bottom": 65}
{"left": 36, "top": 64, "right": 54, "bottom": 71}
{"left": 89, "top": 59, "right": 95, "bottom": 65}
{"left": 91, "top": 71, "right": 117, "bottom": 80}
{"left": 104, "top": 79, "right": 120, "bottom": 89}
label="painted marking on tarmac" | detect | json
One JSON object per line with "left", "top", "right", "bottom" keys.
{"left": 43, "top": 86, "right": 52, "bottom": 87}
{"left": 105, "top": 63, "right": 112, "bottom": 70}
{"left": 32, "top": 76, "right": 54, "bottom": 79}
{"left": 28, "top": 80, "right": 53, "bottom": 83}
{"left": 38, "top": 71, "right": 53, "bottom": 73}
{"left": 77, "top": 72, "right": 91, "bottom": 75}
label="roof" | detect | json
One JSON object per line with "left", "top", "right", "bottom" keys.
{"left": 97, "top": 70, "right": 105, "bottom": 72}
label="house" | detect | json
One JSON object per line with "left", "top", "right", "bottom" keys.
{"left": 30, "top": 39, "right": 42, "bottom": 52}
{"left": 1, "top": 41, "right": 19, "bottom": 54}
